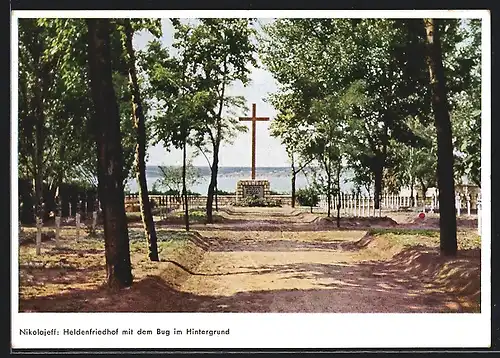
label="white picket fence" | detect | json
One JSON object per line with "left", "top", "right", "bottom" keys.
{"left": 317, "top": 193, "right": 440, "bottom": 216}
{"left": 317, "top": 192, "right": 482, "bottom": 235}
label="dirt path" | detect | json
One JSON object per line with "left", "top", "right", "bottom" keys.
{"left": 18, "top": 207, "right": 480, "bottom": 313}
{"left": 161, "top": 208, "right": 480, "bottom": 313}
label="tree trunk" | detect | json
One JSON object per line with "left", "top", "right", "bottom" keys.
{"left": 327, "top": 169, "right": 332, "bottom": 218}
{"left": 87, "top": 19, "right": 133, "bottom": 288}
{"left": 336, "top": 163, "right": 341, "bottom": 228}
{"left": 30, "top": 26, "right": 45, "bottom": 223}
{"left": 420, "top": 179, "right": 428, "bottom": 211}
{"left": 215, "top": 184, "right": 218, "bottom": 211}
{"left": 182, "top": 140, "right": 189, "bottom": 231}
{"left": 34, "top": 102, "right": 44, "bottom": 220}
{"left": 374, "top": 165, "right": 383, "bottom": 210}
{"left": 123, "top": 19, "right": 159, "bottom": 261}
{"left": 410, "top": 176, "right": 415, "bottom": 207}
{"left": 291, "top": 172, "right": 296, "bottom": 208}
{"left": 423, "top": 18, "right": 457, "bottom": 256}
{"left": 207, "top": 57, "right": 226, "bottom": 223}
{"left": 206, "top": 142, "right": 219, "bottom": 223}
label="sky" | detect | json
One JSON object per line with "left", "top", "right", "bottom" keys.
{"left": 133, "top": 19, "right": 289, "bottom": 168}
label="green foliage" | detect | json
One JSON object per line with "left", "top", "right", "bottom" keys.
{"left": 369, "top": 228, "right": 440, "bottom": 237}
{"left": 18, "top": 18, "right": 154, "bottom": 195}
{"left": 18, "top": 19, "right": 96, "bottom": 188}
{"left": 156, "top": 162, "right": 201, "bottom": 195}
{"left": 233, "top": 196, "right": 283, "bottom": 207}
{"left": 173, "top": 209, "right": 219, "bottom": 221}
{"left": 260, "top": 18, "right": 481, "bottom": 202}
{"left": 269, "top": 190, "right": 285, "bottom": 195}
{"left": 449, "top": 20, "right": 482, "bottom": 187}
{"left": 142, "top": 19, "right": 258, "bottom": 221}
{"left": 296, "top": 187, "right": 320, "bottom": 207}
{"left": 215, "top": 189, "right": 235, "bottom": 195}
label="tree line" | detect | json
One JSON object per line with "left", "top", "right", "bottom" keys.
{"left": 19, "top": 18, "right": 257, "bottom": 287}
{"left": 18, "top": 18, "right": 481, "bottom": 288}
{"left": 260, "top": 18, "right": 481, "bottom": 256}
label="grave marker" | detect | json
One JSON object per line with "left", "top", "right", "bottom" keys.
{"left": 55, "top": 195, "right": 61, "bottom": 246}
{"left": 35, "top": 198, "right": 44, "bottom": 255}
{"left": 236, "top": 103, "right": 271, "bottom": 201}
{"left": 238, "top": 103, "right": 270, "bottom": 180}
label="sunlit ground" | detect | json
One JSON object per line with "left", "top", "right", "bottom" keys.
{"left": 17, "top": 208, "right": 481, "bottom": 313}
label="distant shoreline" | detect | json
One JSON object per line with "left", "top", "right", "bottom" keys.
{"left": 125, "top": 166, "right": 357, "bottom": 195}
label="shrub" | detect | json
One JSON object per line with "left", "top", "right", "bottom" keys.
{"left": 269, "top": 190, "right": 285, "bottom": 195}
{"left": 296, "top": 187, "right": 320, "bottom": 207}
{"left": 232, "top": 195, "right": 282, "bottom": 207}
{"left": 216, "top": 189, "right": 235, "bottom": 195}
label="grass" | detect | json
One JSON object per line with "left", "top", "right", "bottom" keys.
{"left": 170, "top": 209, "right": 225, "bottom": 223}
{"left": 18, "top": 227, "right": 206, "bottom": 303}
{"left": 368, "top": 228, "right": 481, "bottom": 251}
{"left": 127, "top": 209, "right": 225, "bottom": 224}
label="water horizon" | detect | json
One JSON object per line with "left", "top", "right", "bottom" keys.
{"left": 125, "top": 165, "right": 360, "bottom": 195}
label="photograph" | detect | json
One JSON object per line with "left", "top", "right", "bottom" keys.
{"left": 11, "top": 10, "right": 490, "bottom": 349}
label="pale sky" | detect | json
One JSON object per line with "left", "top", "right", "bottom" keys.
{"left": 133, "top": 18, "right": 289, "bottom": 167}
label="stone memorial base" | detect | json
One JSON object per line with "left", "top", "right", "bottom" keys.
{"left": 236, "top": 179, "right": 270, "bottom": 201}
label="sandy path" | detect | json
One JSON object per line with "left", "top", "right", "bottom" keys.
{"left": 175, "top": 235, "right": 465, "bottom": 313}
{"left": 168, "top": 208, "right": 474, "bottom": 313}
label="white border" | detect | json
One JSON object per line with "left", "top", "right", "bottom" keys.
{"left": 12, "top": 10, "right": 488, "bottom": 19}
{"left": 11, "top": 10, "right": 491, "bottom": 349}
{"left": 480, "top": 9, "right": 492, "bottom": 346}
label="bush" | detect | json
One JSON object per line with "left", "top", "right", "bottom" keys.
{"left": 269, "top": 190, "right": 285, "bottom": 195}
{"left": 216, "top": 189, "right": 235, "bottom": 195}
{"left": 296, "top": 187, "right": 320, "bottom": 207}
{"left": 232, "top": 195, "right": 282, "bottom": 207}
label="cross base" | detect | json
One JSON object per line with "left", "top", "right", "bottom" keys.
{"left": 236, "top": 179, "right": 271, "bottom": 201}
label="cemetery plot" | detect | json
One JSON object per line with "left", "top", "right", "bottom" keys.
{"left": 18, "top": 208, "right": 480, "bottom": 313}
{"left": 16, "top": 17, "right": 483, "bottom": 316}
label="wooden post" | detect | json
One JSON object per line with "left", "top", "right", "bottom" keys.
{"left": 55, "top": 217, "right": 61, "bottom": 246}
{"left": 54, "top": 196, "right": 61, "bottom": 246}
{"left": 92, "top": 211, "right": 97, "bottom": 231}
{"left": 18, "top": 195, "right": 23, "bottom": 237}
{"left": 92, "top": 197, "right": 99, "bottom": 232}
{"left": 76, "top": 213, "right": 81, "bottom": 240}
{"left": 35, "top": 217, "right": 42, "bottom": 255}
{"left": 35, "top": 199, "right": 44, "bottom": 255}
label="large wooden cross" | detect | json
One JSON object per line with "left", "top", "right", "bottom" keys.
{"left": 239, "top": 103, "right": 270, "bottom": 180}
